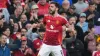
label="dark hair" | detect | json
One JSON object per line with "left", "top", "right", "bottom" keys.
{"left": 96, "top": 42, "right": 100, "bottom": 46}
{"left": 38, "top": 15, "right": 44, "bottom": 20}
{"left": 2, "top": 26, "right": 10, "bottom": 33}
{"left": 89, "top": 2, "right": 96, "bottom": 6}
{"left": 59, "top": 9, "right": 66, "bottom": 15}
{"left": 38, "top": 28, "right": 45, "bottom": 32}
{"left": 88, "top": 23, "right": 94, "bottom": 30}
{"left": 69, "top": 5, "right": 76, "bottom": 10}
{"left": 50, "top": 1, "right": 60, "bottom": 9}
{"left": 68, "top": 16, "right": 77, "bottom": 21}
{"left": 32, "top": 28, "right": 37, "bottom": 33}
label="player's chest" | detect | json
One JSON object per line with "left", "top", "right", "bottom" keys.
{"left": 46, "top": 17, "right": 62, "bottom": 26}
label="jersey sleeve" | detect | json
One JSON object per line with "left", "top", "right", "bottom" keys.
{"left": 62, "top": 17, "right": 69, "bottom": 25}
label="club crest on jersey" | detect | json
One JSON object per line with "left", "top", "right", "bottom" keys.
{"left": 47, "top": 20, "right": 50, "bottom": 22}
{"left": 56, "top": 20, "right": 59, "bottom": 24}
{"left": 36, "top": 42, "right": 40, "bottom": 45}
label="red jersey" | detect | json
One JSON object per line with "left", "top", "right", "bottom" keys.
{"left": 0, "top": 0, "right": 7, "bottom": 8}
{"left": 43, "top": 14, "right": 68, "bottom": 45}
{"left": 93, "top": 51, "right": 100, "bottom": 56}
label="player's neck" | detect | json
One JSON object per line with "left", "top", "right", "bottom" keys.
{"left": 50, "top": 12, "right": 59, "bottom": 17}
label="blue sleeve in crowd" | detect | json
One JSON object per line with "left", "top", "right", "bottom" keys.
{"left": 69, "top": 0, "right": 73, "bottom": 5}
{"left": 53, "top": 0, "right": 63, "bottom": 6}
{"left": 53, "top": 0, "right": 73, "bottom": 6}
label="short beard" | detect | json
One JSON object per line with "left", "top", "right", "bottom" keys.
{"left": 49, "top": 10, "right": 55, "bottom": 15}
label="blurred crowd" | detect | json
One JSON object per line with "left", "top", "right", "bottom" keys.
{"left": 0, "top": 0, "right": 100, "bottom": 56}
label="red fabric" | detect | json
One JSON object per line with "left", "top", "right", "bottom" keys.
{"left": 10, "top": 34, "right": 17, "bottom": 41}
{"left": 62, "top": 48, "right": 67, "bottom": 56}
{"left": 93, "top": 51, "right": 100, "bottom": 56}
{"left": 37, "top": 3, "right": 49, "bottom": 16}
{"left": 0, "top": 0, "right": 7, "bottom": 8}
{"left": 13, "top": 49, "right": 36, "bottom": 56}
{"left": 33, "top": 38, "right": 42, "bottom": 50}
{"left": 32, "top": 38, "right": 42, "bottom": 56}
{"left": 43, "top": 14, "right": 68, "bottom": 45}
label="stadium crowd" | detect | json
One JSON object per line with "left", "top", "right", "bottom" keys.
{"left": 0, "top": 0, "right": 100, "bottom": 56}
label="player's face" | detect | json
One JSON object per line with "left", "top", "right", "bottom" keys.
{"left": 49, "top": 4, "right": 57, "bottom": 15}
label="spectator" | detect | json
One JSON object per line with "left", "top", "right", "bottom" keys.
{"left": 31, "top": 28, "right": 39, "bottom": 41}
{"left": 77, "top": 13, "right": 88, "bottom": 33}
{"left": 0, "top": 15, "right": 8, "bottom": 35}
{"left": 33, "top": 28, "right": 45, "bottom": 56}
{"left": 92, "top": 42, "right": 100, "bottom": 56}
{"left": 7, "top": 0, "right": 22, "bottom": 15}
{"left": 25, "top": 23, "right": 32, "bottom": 30}
{"left": 59, "top": 0, "right": 70, "bottom": 14}
{"left": 63, "top": 28, "right": 77, "bottom": 56}
{"left": 66, "top": 29, "right": 84, "bottom": 56}
{"left": 84, "top": 2, "right": 99, "bottom": 24}
{"left": 68, "top": 17, "right": 84, "bottom": 43}
{"left": 0, "top": 35, "right": 10, "bottom": 56}
{"left": 28, "top": 4, "right": 39, "bottom": 24}
{"left": 19, "top": 14, "right": 28, "bottom": 28}
{"left": 13, "top": 28, "right": 34, "bottom": 50}
{"left": 0, "top": 0, "right": 10, "bottom": 24}
{"left": 59, "top": 10, "right": 67, "bottom": 18}
{"left": 24, "top": 0, "right": 36, "bottom": 11}
{"left": 74, "top": 0, "right": 88, "bottom": 14}
{"left": 26, "top": 24, "right": 39, "bottom": 41}
{"left": 67, "top": 5, "right": 79, "bottom": 19}
{"left": 12, "top": 23, "right": 20, "bottom": 34}
{"left": 10, "top": 5, "right": 23, "bottom": 23}
{"left": 84, "top": 23, "right": 96, "bottom": 56}
{"left": 38, "top": 15, "right": 44, "bottom": 29}
{"left": 90, "top": 1, "right": 100, "bottom": 34}
{"left": 13, "top": 36, "right": 36, "bottom": 56}
{"left": 10, "top": 23, "right": 20, "bottom": 41}
{"left": 37, "top": 0, "right": 49, "bottom": 15}
{"left": 2, "top": 26, "right": 17, "bottom": 51}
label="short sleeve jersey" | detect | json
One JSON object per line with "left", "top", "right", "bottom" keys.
{"left": 43, "top": 14, "right": 68, "bottom": 45}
